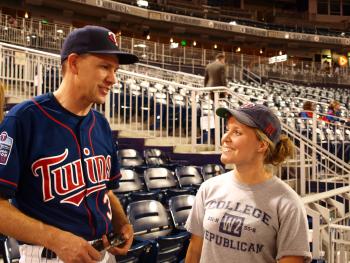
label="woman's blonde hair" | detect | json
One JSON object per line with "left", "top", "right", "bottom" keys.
{"left": 255, "top": 129, "right": 294, "bottom": 166}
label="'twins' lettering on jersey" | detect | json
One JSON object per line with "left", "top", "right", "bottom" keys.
{"left": 32, "top": 148, "right": 111, "bottom": 206}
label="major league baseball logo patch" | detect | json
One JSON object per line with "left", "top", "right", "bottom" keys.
{"left": 0, "top": 131, "right": 13, "bottom": 165}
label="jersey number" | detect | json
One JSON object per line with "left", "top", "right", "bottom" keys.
{"left": 103, "top": 193, "right": 112, "bottom": 220}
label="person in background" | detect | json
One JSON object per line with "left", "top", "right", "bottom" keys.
{"left": 300, "top": 101, "right": 315, "bottom": 119}
{"left": 325, "top": 100, "right": 341, "bottom": 123}
{"left": 204, "top": 53, "right": 227, "bottom": 99}
{"left": 185, "top": 103, "right": 311, "bottom": 263}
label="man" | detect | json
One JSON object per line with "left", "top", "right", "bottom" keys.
{"left": 204, "top": 53, "right": 227, "bottom": 90}
{"left": 0, "top": 25, "right": 138, "bottom": 262}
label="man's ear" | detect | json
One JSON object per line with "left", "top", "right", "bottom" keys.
{"left": 257, "top": 140, "right": 269, "bottom": 153}
{"left": 67, "top": 53, "right": 80, "bottom": 75}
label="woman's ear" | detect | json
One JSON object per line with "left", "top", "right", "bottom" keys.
{"left": 257, "top": 140, "right": 269, "bottom": 153}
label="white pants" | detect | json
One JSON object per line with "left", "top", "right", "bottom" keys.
{"left": 19, "top": 244, "right": 117, "bottom": 263}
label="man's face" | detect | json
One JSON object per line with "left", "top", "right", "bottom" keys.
{"left": 75, "top": 54, "right": 119, "bottom": 105}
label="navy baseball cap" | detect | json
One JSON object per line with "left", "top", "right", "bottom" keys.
{"left": 60, "top": 25, "right": 139, "bottom": 64}
{"left": 216, "top": 103, "right": 281, "bottom": 144}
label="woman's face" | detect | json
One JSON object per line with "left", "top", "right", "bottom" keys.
{"left": 220, "top": 116, "right": 263, "bottom": 166}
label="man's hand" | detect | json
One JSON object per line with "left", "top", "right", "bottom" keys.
{"left": 48, "top": 231, "right": 101, "bottom": 263}
{"left": 102, "top": 223, "right": 134, "bottom": 255}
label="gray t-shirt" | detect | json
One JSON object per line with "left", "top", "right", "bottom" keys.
{"left": 185, "top": 171, "right": 312, "bottom": 263}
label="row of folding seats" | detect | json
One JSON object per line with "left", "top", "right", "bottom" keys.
{"left": 114, "top": 165, "right": 225, "bottom": 209}
{"left": 1, "top": 195, "right": 196, "bottom": 263}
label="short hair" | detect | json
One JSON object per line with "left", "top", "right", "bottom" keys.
{"left": 216, "top": 53, "right": 225, "bottom": 60}
{"left": 61, "top": 61, "right": 67, "bottom": 77}
{"left": 255, "top": 129, "right": 294, "bottom": 166}
{"left": 302, "top": 101, "right": 314, "bottom": 111}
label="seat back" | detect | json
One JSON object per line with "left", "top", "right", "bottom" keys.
{"left": 118, "top": 149, "right": 144, "bottom": 168}
{"left": 168, "top": 195, "right": 196, "bottom": 229}
{"left": 127, "top": 200, "right": 172, "bottom": 240}
{"left": 175, "top": 166, "right": 203, "bottom": 187}
{"left": 115, "top": 169, "right": 143, "bottom": 194}
{"left": 144, "top": 168, "right": 177, "bottom": 190}
{"left": 201, "top": 164, "right": 225, "bottom": 181}
{"left": 144, "top": 148, "right": 169, "bottom": 166}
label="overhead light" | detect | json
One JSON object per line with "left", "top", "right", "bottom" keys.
{"left": 279, "top": 50, "right": 283, "bottom": 56}
{"left": 24, "top": 12, "right": 29, "bottom": 19}
{"left": 341, "top": 32, "right": 345, "bottom": 36}
{"left": 214, "top": 44, "right": 217, "bottom": 49}
{"left": 137, "top": 0, "right": 148, "bottom": 7}
{"left": 236, "top": 47, "right": 241, "bottom": 52}
{"left": 146, "top": 34, "right": 150, "bottom": 40}
{"left": 4, "top": 26, "right": 8, "bottom": 31}
{"left": 31, "top": 35, "right": 36, "bottom": 38}
{"left": 134, "top": 44, "right": 147, "bottom": 48}
{"left": 284, "top": 33, "right": 289, "bottom": 39}
{"left": 170, "top": 42, "right": 179, "bottom": 49}
{"left": 229, "top": 21, "right": 237, "bottom": 25}
{"left": 193, "top": 41, "right": 197, "bottom": 46}
{"left": 170, "top": 37, "right": 173, "bottom": 43}
{"left": 259, "top": 49, "right": 263, "bottom": 54}
{"left": 57, "top": 29, "right": 63, "bottom": 34}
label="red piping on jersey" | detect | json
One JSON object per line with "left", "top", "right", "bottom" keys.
{"left": 88, "top": 111, "right": 96, "bottom": 156}
{"left": 110, "top": 173, "right": 122, "bottom": 181}
{"left": 0, "top": 178, "right": 17, "bottom": 187}
{"left": 31, "top": 99, "right": 81, "bottom": 158}
{"left": 96, "top": 191, "right": 109, "bottom": 234}
{"left": 83, "top": 202, "right": 96, "bottom": 238}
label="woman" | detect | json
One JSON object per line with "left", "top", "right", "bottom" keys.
{"left": 185, "top": 104, "right": 311, "bottom": 263}
{"left": 325, "top": 100, "right": 341, "bottom": 123}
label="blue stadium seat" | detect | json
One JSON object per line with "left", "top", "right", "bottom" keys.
{"left": 168, "top": 195, "right": 195, "bottom": 231}
{"left": 175, "top": 166, "right": 203, "bottom": 193}
{"left": 201, "top": 164, "right": 225, "bottom": 181}
{"left": 127, "top": 200, "right": 190, "bottom": 263}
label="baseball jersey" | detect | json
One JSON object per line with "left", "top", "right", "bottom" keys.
{"left": 0, "top": 93, "right": 121, "bottom": 241}
{"left": 185, "top": 171, "right": 312, "bottom": 263}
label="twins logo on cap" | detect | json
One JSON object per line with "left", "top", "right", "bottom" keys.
{"left": 108, "top": 32, "right": 118, "bottom": 47}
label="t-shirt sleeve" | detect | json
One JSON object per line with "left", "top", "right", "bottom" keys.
{"left": 276, "top": 195, "right": 312, "bottom": 263}
{"left": 185, "top": 183, "right": 206, "bottom": 237}
{"left": 0, "top": 116, "right": 23, "bottom": 198}
{"left": 106, "top": 131, "right": 120, "bottom": 190}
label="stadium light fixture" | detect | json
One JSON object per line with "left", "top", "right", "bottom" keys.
{"left": 279, "top": 50, "right": 283, "bottom": 56}
{"left": 341, "top": 32, "right": 345, "bottom": 36}
{"left": 146, "top": 34, "right": 150, "bottom": 40}
{"left": 134, "top": 44, "right": 147, "bottom": 48}
{"left": 57, "top": 29, "right": 63, "bottom": 34}
{"left": 260, "top": 49, "right": 263, "bottom": 54}
{"left": 137, "top": 0, "right": 148, "bottom": 7}
{"left": 236, "top": 47, "right": 241, "bottom": 52}
{"left": 170, "top": 37, "right": 173, "bottom": 43}
{"left": 284, "top": 33, "right": 289, "bottom": 39}
{"left": 193, "top": 41, "right": 197, "bottom": 46}
{"left": 229, "top": 21, "right": 237, "bottom": 25}
{"left": 214, "top": 44, "right": 217, "bottom": 49}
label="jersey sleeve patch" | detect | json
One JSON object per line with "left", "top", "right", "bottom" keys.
{"left": 0, "top": 131, "right": 13, "bottom": 165}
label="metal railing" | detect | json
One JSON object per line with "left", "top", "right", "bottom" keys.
{"left": 1, "top": 13, "right": 350, "bottom": 85}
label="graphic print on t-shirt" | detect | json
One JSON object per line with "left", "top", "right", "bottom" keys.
{"left": 204, "top": 200, "right": 273, "bottom": 254}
